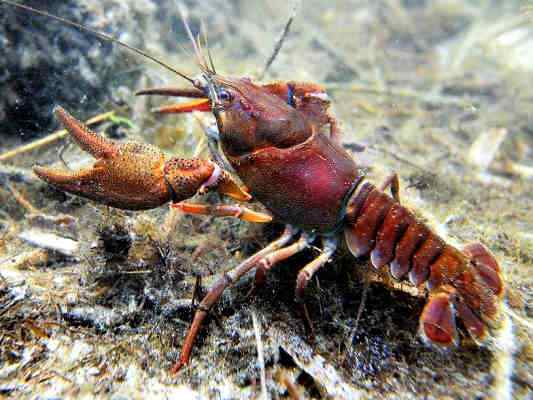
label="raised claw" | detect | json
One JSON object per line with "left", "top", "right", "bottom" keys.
{"left": 34, "top": 106, "right": 249, "bottom": 210}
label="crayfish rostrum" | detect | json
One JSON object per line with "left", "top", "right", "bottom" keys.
{"left": 4, "top": 0, "right": 505, "bottom": 374}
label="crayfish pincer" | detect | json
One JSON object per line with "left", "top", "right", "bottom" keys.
{"left": 7, "top": 0, "right": 505, "bottom": 374}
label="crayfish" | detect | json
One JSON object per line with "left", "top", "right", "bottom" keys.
{"left": 3, "top": 1, "right": 505, "bottom": 374}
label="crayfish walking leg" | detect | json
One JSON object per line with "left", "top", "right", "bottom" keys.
{"left": 253, "top": 232, "right": 315, "bottom": 288}
{"left": 294, "top": 237, "right": 338, "bottom": 333}
{"left": 172, "top": 225, "right": 302, "bottom": 373}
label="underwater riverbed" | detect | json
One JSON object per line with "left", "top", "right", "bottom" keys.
{"left": 0, "top": 1, "right": 532, "bottom": 399}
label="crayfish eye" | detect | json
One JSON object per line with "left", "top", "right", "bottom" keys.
{"left": 219, "top": 89, "right": 232, "bottom": 102}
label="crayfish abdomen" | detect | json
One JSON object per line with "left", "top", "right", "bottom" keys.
{"left": 344, "top": 182, "right": 504, "bottom": 345}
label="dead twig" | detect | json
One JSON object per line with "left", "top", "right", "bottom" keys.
{"left": 326, "top": 81, "right": 475, "bottom": 107}
{"left": 251, "top": 308, "right": 268, "bottom": 400}
{"left": 354, "top": 275, "right": 370, "bottom": 331}
{"left": 0, "top": 111, "right": 115, "bottom": 163}
{"left": 8, "top": 183, "right": 39, "bottom": 214}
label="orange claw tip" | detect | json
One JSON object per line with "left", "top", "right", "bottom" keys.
{"left": 52, "top": 104, "right": 65, "bottom": 115}
{"left": 52, "top": 105, "right": 73, "bottom": 125}
{"left": 240, "top": 209, "right": 273, "bottom": 223}
{"left": 171, "top": 203, "right": 272, "bottom": 223}
{"left": 152, "top": 99, "right": 211, "bottom": 114}
{"left": 216, "top": 178, "right": 252, "bottom": 202}
{"left": 33, "top": 165, "right": 74, "bottom": 185}
{"left": 52, "top": 106, "right": 117, "bottom": 160}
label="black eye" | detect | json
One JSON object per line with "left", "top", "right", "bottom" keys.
{"left": 219, "top": 89, "right": 232, "bottom": 102}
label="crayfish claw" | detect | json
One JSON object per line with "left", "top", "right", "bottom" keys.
{"left": 33, "top": 163, "right": 108, "bottom": 203}
{"left": 53, "top": 106, "right": 117, "bottom": 159}
{"left": 35, "top": 108, "right": 252, "bottom": 210}
{"left": 34, "top": 141, "right": 172, "bottom": 210}
{"left": 34, "top": 107, "right": 174, "bottom": 209}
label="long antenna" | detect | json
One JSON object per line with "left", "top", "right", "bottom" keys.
{"left": 201, "top": 19, "right": 217, "bottom": 74}
{"left": 0, "top": 0, "right": 195, "bottom": 84}
{"left": 259, "top": 0, "right": 300, "bottom": 80}
{"left": 177, "top": 2, "right": 209, "bottom": 73}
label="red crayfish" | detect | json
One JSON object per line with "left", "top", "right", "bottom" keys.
{"left": 3, "top": 1, "right": 505, "bottom": 373}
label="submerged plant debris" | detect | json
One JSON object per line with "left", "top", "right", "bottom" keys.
{"left": 0, "top": 1, "right": 532, "bottom": 399}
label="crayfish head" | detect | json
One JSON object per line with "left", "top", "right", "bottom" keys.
{"left": 205, "top": 76, "right": 313, "bottom": 157}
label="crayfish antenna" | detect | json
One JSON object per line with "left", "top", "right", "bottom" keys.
{"left": 135, "top": 87, "right": 206, "bottom": 98}
{"left": 177, "top": 2, "right": 211, "bottom": 74}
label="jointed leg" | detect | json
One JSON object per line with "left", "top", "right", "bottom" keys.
{"left": 172, "top": 225, "right": 298, "bottom": 373}
{"left": 294, "top": 237, "right": 338, "bottom": 332}
{"left": 172, "top": 202, "right": 272, "bottom": 223}
{"left": 380, "top": 172, "right": 400, "bottom": 203}
{"left": 254, "top": 232, "right": 315, "bottom": 288}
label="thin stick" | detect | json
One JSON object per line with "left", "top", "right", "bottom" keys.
{"left": 0, "top": 111, "right": 115, "bottom": 163}
{"left": 7, "top": 183, "right": 39, "bottom": 214}
{"left": 354, "top": 276, "right": 370, "bottom": 331}
{"left": 251, "top": 309, "right": 268, "bottom": 400}
{"left": 370, "top": 145, "right": 430, "bottom": 173}
{"left": 326, "top": 81, "right": 474, "bottom": 107}
{"left": 259, "top": 0, "right": 300, "bottom": 80}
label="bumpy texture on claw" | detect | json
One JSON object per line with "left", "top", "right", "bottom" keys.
{"left": 33, "top": 106, "right": 249, "bottom": 210}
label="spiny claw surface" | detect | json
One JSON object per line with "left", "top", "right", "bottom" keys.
{"left": 34, "top": 107, "right": 250, "bottom": 210}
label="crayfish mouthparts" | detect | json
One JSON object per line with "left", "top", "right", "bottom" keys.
{"left": 33, "top": 106, "right": 250, "bottom": 210}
